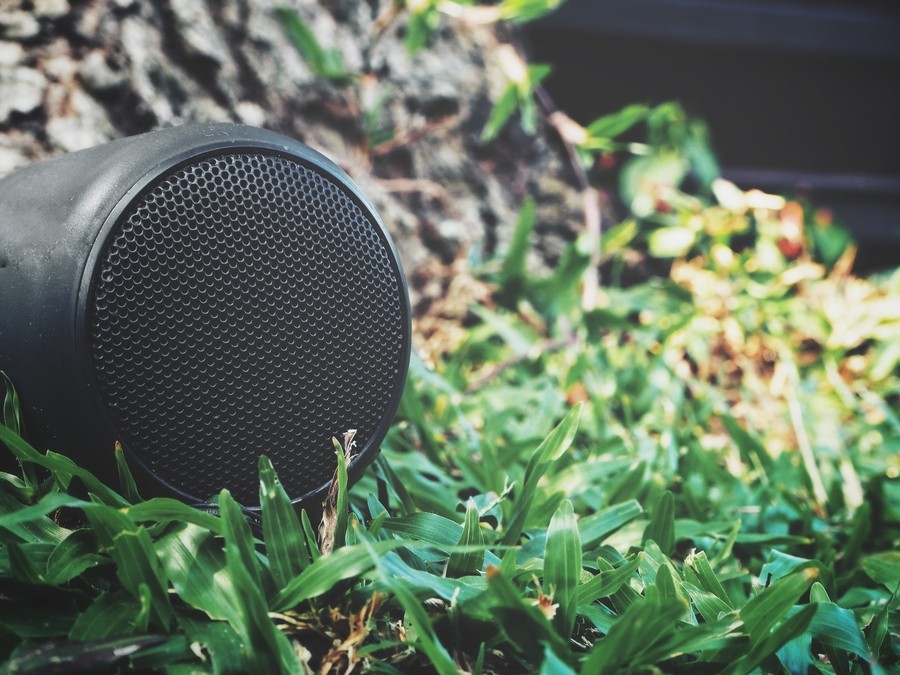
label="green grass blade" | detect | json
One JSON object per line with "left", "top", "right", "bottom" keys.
{"left": 498, "top": 197, "right": 537, "bottom": 304}
{"left": 577, "top": 554, "right": 641, "bottom": 605}
{"left": 502, "top": 404, "right": 582, "bottom": 546}
{"left": 740, "top": 568, "right": 818, "bottom": 643}
{"left": 82, "top": 505, "right": 173, "bottom": 631}
{"left": 729, "top": 604, "right": 817, "bottom": 675}
{"left": 46, "top": 529, "right": 104, "bottom": 584}
{"left": 154, "top": 523, "right": 238, "bottom": 621}
{"left": 544, "top": 499, "right": 581, "bottom": 639}
{"left": 446, "top": 499, "right": 485, "bottom": 577}
{"left": 684, "top": 549, "right": 733, "bottom": 607}
{"left": 178, "top": 613, "right": 245, "bottom": 675}
{"left": 218, "top": 489, "right": 264, "bottom": 594}
{"left": 69, "top": 590, "right": 142, "bottom": 640}
{"left": 220, "top": 489, "right": 300, "bottom": 673}
{"left": 0, "top": 424, "right": 128, "bottom": 507}
{"left": 0, "top": 490, "right": 81, "bottom": 543}
{"left": 259, "top": 456, "right": 309, "bottom": 589}
{"left": 114, "top": 442, "right": 141, "bottom": 503}
{"left": 578, "top": 499, "right": 643, "bottom": 548}
{"left": 272, "top": 539, "right": 407, "bottom": 611}
{"left": 382, "top": 512, "right": 464, "bottom": 546}
{"left": 124, "top": 498, "right": 223, "bottom": 534}
{"left": 1, "top": 371, "right": 23, "bottom": 438}
{"left": 581, "top": 588, "right": 686, "bottom": 672}
{"left": 642, "top": 490, "right": 675, "bottom": 555}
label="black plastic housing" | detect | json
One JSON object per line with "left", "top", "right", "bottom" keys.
{"left": 0, "top": 123, "right": 411, "bottom": 511}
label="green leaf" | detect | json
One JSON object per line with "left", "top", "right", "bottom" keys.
{"left": 577, "top": 554, "right": 641, "bottom": 605}
{"left": 446, "top": 499, "right": 485, "bottom": 577}
{"left": 0, "top": 490, "right": 77, "bottom": 543}
{"left": 642, "top": 491, "right": 675, "bottom": 555}
{"left": 360, "top": 533, "right": 460, "bottom": 675}
{"left": 404, "top": 2, "right": 441, "bottom": 54}
{"left": 862, "top": 551, "right": 900, "bottom": 589}
{"left": 46, "top": 529, "right": 104, "bottom": 584}
{"left": 0, "top": 601, "right": 76, "bottom": 638}
{"left": 218, "top": 489, "right": 264, "bottom": 596}
{"left": 481, "top": 84, "right": 519, "bottom": 142}
{"left": 485, "top": 564, "right": 572, "bottom": 666}
{"left": 544, "top": 499, "right": 581, "bottom": 639}
{"left": 154, "top": 523, "right": 238, "bottom": 621}
{"left": 578, "top": 499, "right": 644, "bottom": 549}
{"left": 259, "top": 455, "right": 310, "bottom": 589}
{"left": 114, "top": 443, "right": 141, "bottom": 503}
{"left": 538, "top": 643, "right": 577, "bottom": 675}
{"left": 83, "top": 505, "right": 173, "bottom": 631}
{"left": 69, "top": 590, "right": 144, "bottom": 640}
{"left": 502, "top": 404, "right": 582, "bottom": 546}
{"left": 125, "top": 498, "right": 223, "bottom": 534}
{"left": 6, "top": 540, "right": 46, "bottom": 584}
{"left": 581, "top": 588, "right": 687, "bottom": 672}
{"left": 276, "top": 6, "right": 350, "bottom": 83}
{"left": 0, "top": 425, "right": 128, "bottom": 507}
{"left": 273, "top": 539, "right": 408, "bottom": 610}
{"left": 178, "top": 613, "right": 245, "bottom": 675}
{"left": 730, "top": 604, "right": 817, "bottom": 675}
{"left": 683, "top": 582, "right": 733, "bottom": 623}
{"left": 1, "top": 372, "right": 22, "bottom": 438}
{"left": 498, "top": 197, "right": 537, "bottom": 304}
{"left": 740, "top": 568, "right": 818, "bottom": 644}
{"left": 500, "top": 0, "right": 563, "bottom": 23}
{"left": 220, "top": 489, "right": 300, "bottom": 674}
{"left": 684, "top": 550, "right": 732, "bottom": 607}
{"left": 382, "top": 512, "right": 463, "bottom": 547}
{"left": 585, "top": 103, "right": 649, "bottom": 141}
{"left": 808, "top": 602, "right": 871, "bottom": 660}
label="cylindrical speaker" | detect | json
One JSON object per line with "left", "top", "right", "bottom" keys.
{"left": 0, "top": 123, "right": 410, "bottom": 510}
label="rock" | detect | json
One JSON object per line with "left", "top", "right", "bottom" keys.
{"left": 45, "top": 89, "right": 115, "bottom": 152}
{"left": 0, "top": 67, "right": 47, "bottom": 123}
{"left": 79, "top": 49, "right": 125, "bottom": 91}
{"left": 0, "top": 41, "right": 24, "bottom": 66}
{"left": 0, "top": 11, "right": 40, "bottom": 40}
{"left": 32, "top": 0, "right": 70, "bottom": 20}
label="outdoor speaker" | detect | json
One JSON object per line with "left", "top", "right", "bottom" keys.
{"left": 0, "top": 123, "right": 410, "bottom": 511}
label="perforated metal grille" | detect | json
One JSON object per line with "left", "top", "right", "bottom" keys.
{"left": 89, "top": 152, "right": 407, "bottom": 506}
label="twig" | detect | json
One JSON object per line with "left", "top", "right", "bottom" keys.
{"left": 536, "top": 85, "right": 604, "bottom": 304}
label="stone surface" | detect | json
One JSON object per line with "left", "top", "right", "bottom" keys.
{"left": 0, "top": 0, "right": 584, "bottom": 310}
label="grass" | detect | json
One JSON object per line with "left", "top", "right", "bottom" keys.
{"left": 0, "top": 175, "right": 897, "bottom": 672}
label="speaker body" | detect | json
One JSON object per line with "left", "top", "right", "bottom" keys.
{"left": 0, "top": 123, "right": 410, "bottom": 510}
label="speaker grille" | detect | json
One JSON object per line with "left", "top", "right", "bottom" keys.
{"left": 88, "top": 152, "right": 406, "bottom": 506}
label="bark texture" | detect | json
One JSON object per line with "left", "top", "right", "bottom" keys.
{"left": 0, "top": 0, "right": 583, "bottom": 315}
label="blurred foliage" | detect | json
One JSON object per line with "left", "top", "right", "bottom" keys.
{"left": 0, "top": 2, "right": 897, "bottom": 673}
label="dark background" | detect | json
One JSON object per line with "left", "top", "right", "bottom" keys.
{"left": 527, "top": 0, "right": 900, "bottom": 271}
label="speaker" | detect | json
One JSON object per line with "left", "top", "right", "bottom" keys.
{"left": 0, "top": 123, "right": 410, "bottom": 511}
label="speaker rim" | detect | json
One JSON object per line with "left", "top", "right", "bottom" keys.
{"left": 72, "top": 132, "right": 411, "bottom": 511}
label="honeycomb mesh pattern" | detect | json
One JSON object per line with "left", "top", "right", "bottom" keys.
{"left": 89, "top": 152, "right": 406, "bottom": 506}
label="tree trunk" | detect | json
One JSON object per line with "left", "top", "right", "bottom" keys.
{"left": 0, "top": 0, "right": 583, "bottom": 322}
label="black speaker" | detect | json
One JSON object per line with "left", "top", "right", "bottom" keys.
{"left": 0, "top": 123, "right": 410, "bottom": 510}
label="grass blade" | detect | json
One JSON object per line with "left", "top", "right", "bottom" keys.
{"left": 446, "top": 499, "right": 485, "bottom": 577}
{"left": 259, "top": 455, "right": 310, "bottom": 589}
{"left": 544, "top": 499, "right": 581, "bottom": 639}
{"left": 502, "top": 404, "right": 582, "bottom": 546}
{"left": 642, "top": 490, "right": 675, "bottom": 555}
